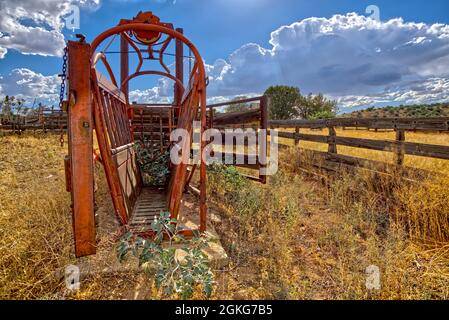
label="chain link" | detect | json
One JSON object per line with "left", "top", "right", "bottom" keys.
{"left": 58, "top": 46, "right": 68, "bottom": 147}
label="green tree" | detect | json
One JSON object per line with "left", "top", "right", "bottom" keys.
{"left": 264, "top": 86, "right": 301, "bottom": 120}
{"left": 298, "top": 93, "right": 338, "bottom": 119}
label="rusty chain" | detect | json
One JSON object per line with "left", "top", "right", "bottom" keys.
{"left": 58, "top": 46, "right": 68, "bottom": 147}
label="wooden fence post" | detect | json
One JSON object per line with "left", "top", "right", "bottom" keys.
{"left": 394, "top": 130, "right": 405, "bottom": 165}
{"left": 328, "top": 126, "right": 337, "bottom": 154}
{"left": 259, "top": 96, "right": 268, "bottom": 184}
{"left": 295, "top": 126, "right": 300, "bottom": 146}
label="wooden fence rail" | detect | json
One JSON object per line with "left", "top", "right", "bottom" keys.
{"left": 269, "top": 117, "right": 449, "bottom": 178}
{"left": 0, "top": 108, "right": 67, "bottom": 133}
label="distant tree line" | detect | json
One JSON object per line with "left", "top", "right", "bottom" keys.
{"left": 348, "top": 103, "right": 449, "bottom": 118}
{"left": 221, "top": 86, "right": 338, "bottom": 120}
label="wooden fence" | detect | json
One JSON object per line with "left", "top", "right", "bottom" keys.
{"left": 269, "top": 117, "right": 449, "bottom": 179}
{"left": 0, "top": 107, "right": 67, "bottom": 133}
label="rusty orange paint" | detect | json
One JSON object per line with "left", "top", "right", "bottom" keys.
{"left": 67, "top": 13, "right": 210, "bottom": 257}
{"left": 67, "top": 41, "right": 96, "bottom": 257}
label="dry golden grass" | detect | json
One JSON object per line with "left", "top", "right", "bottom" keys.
{"left": 277, "top": 128, "right": 449, "bottom": 173}
{"left": 207, "top": 147, "right": 449, "bottom": 299}
{"left": 0, "top": 133, "right": 73, "bottom": 299}
{"left": 1, "top": 130, "right": 449, "bottom": 299}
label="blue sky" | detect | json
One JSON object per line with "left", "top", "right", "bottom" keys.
{"left": 1, "top": 0, "right": 449, "bottom": 111}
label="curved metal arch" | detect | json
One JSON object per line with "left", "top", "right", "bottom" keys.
{"left": 120, "top": 70, "right": 185, "bottom": 96}
{"left": 90, "top": 22, "right": 208, "bottom": 233}
{"left": 90, "top": 24, "right": 206, "bottom": 91}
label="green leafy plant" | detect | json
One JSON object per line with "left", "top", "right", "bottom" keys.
{"left": 117, "top": 212, "right": 214, "bottom": 299}
{"left": 134, "top": 140, "right": 170, "bottom": 186}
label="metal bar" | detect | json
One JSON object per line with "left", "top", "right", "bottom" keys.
{"left": 120, "top": 33, "right": 129, "bottom": 98}
{"left": 67, "top": 41, "right": 96, "bottom": 257}
{"left": 175, "top": 28, "right": 184, "bottom": 109}
{"left": 91, "top": 68, "right": 129, "bottom": 225}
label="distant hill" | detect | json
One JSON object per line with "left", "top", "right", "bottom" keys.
{"left": 341, "top": 103, "right": 449, "bottom": 118}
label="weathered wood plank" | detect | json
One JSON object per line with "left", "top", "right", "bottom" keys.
{"left": 269, "top": 117, "right": 449, "bottom": 131}
{"left": 277, "top": 131, "right": 449, "bottom": 160}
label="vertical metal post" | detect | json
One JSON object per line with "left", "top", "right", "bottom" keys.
{"left": 67, "top": 41, "right": 96, "bottom": 257}
{"left": 120, "top": 33, "right": 129, "bottom": 98}
{"left": 175, "top": 28, "right": 184, "bottom": 108}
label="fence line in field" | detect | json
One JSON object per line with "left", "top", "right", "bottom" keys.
{"left": 210, "top": 101, "right": 449, "bottom": 179}
{"left": 0, "top": 107, "right": 67, "bottom": 134}
{"left": 267, "top": 117, "right": 449, "bottom": 179}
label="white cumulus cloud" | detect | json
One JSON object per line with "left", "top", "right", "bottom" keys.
{"left": 205, "top": 13, "right": 449, "bottom": 108}
{"left": 0, "top": 0, "right": 101, "bottom": 58}
{"left": 0, "top": 68, "right": 59, "bottom": 103}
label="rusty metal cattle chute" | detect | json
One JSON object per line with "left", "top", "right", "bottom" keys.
{"left": 65, "top": 12, "right": 207, "bottom": 257}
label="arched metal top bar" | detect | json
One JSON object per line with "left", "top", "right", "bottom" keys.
{"left": 91, "top": 24, "right": 206, "bottom": 90}
{"left": 120, "top": 70, "right": 185, "bottom": 95}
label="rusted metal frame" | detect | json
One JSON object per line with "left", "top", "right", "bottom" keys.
{"left": 199, "top": 84, "right": 207, "bottom": 232}
{"left": 120, "top": 100, "right": 133, "bottom": 144}
{"left": 100, "top": 55, "right": 118, "bottom": 88}
{"left": 148, "top": 113, "right": 153, "bottom": 145}
{"left": 170, "top": 73, "right": 206, "bottom": 230}
{"left": 159, "top": 110, "right": 164, "bottom": 152}
{"left": 158, "top": 35, "right": 173, "bottom": 74}
{"left": 132, "top": 103, "right": 173, "bottom": 108}
{"left": 67, "top": 41, "right": 96, "bottom": 257}
{"left": 111, "top": 96, "right": 129, "bottom": 147}
{"left": 95, "top": 70, "right": 127, "bottom": 104}
{"left": 103, "top": 92, "right": 123, "bottom": 147}
{"left": 110, "top": 96, "right": 125, "bottom": 147}
{"left": 167, "top": 81, "right": 198, "bottom": 215}
{"left": 121, "top": 32, "right": 144, "bottom": 75}
{"left": 180, "top": 63, "right": 199, "bottom": 106}
{"left": 175, "top": 28, "right": 184, "bottom": 110}
{"left": 184, "top": 164, "right": 197, "bottom": 192}
{"left": 181, "top": 71, "right": 200, "bottom": 114}
{"left": 120, "top": 33, "right": 129, "bottom": 98}
{"left": 100, "top": 90, "right": 118, "bottom": 148}
{"left": 120, "top": 71, "right": 184, "bottom": 96}
{"left": 140, "top": 109, "right": 144, "bottom": 141}
{"left": 108, "top": 93, "right": 126, "bottom": 147}
{"left": 119, "top": 100, "right": 132, "bottom": 145}
{"left": 91, "top": 68, "right": 129, "bottom": 224}
{"left": 168, "top": 107, "right": 173, "bottom": 139}
{"left": 92, "top": 23, "right": 207, "bottom": 230}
